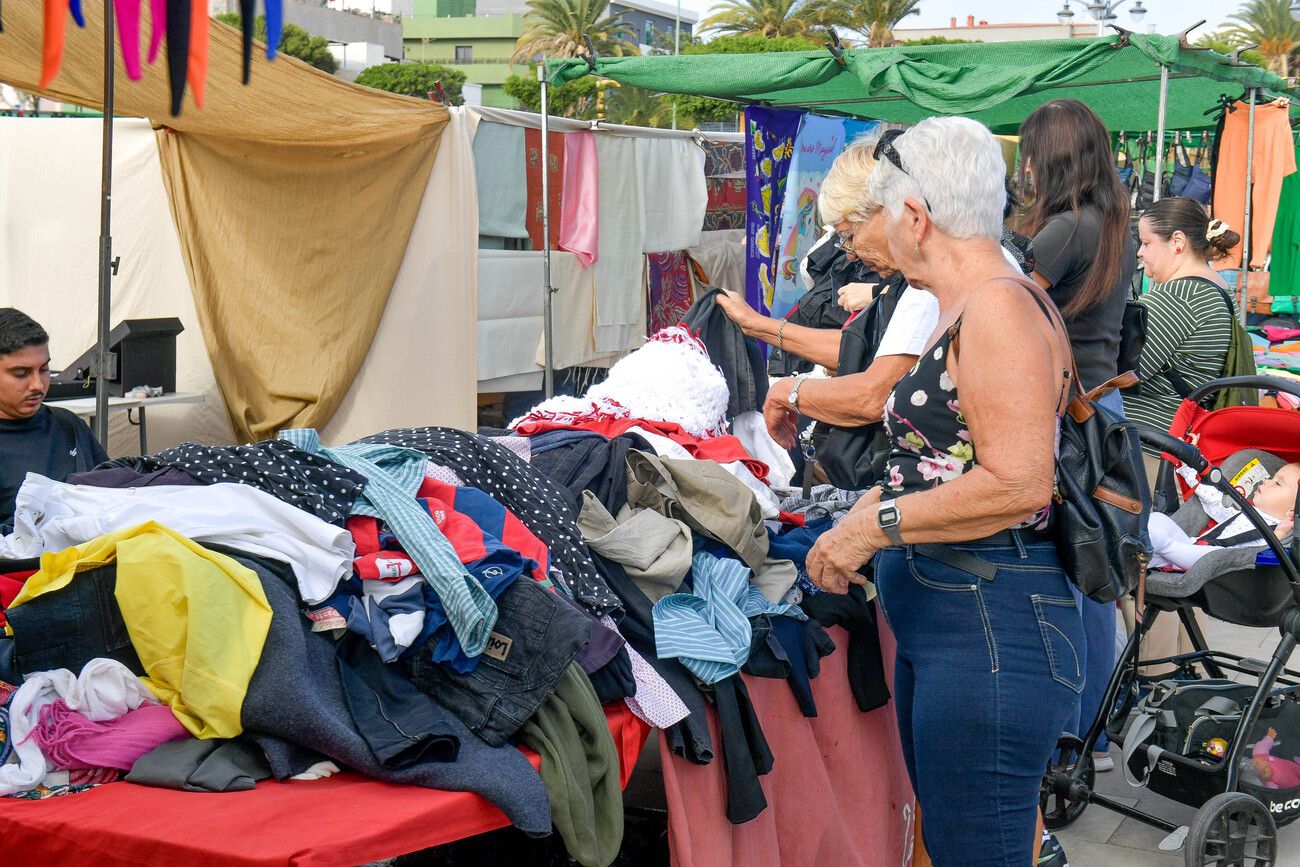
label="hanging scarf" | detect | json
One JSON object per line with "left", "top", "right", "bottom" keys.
{"left": 239, "top": 0, "right": 255, "bottom": 83}
{"left": 264, "top": 0, "right": 283, "bottom": 60}
{"left": 113, "top": 0, "right": 142, "bottom": 80}
{"left": 68, "top": 0, "right": 84, "bottom": 26}
{"left": 743, "top": 106, "right": 801, "bottom": 316}
{"left": 164, "top": 0, "right": 190, "bottom": 115}
{"left": 40, "top": 0, "right": 71, "bottom": 88}
{"left": 187, "top": 0, "right": 208, "bottom": 108}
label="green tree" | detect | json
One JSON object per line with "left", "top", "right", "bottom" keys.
{"left": 606, "top": 83, "right": 677, "bottom": 126}
{"left": 819, "top": 0, "right": 920, "bottom": 47}
{"left": 900, "top": 34, "right": 975, "bottom": 46}
{"left": 675, "top": 34, "right": 822, "bottom": 125}
{"left": 502, "top": 68, "right": 602, "bottom": 117}
{"left": 1195, "top": 33, "right": 1268, "bottom": 69}
{"left": 214, "top": 14, "right": 339, "bottom": 74}
{"left": 512, "top": 0, "right": 639, "bottom": 62}
{"left": 353, "top": 63, "right": 467, "bottom": 103}
{"left": 698, "top": 0, "right": 830, "bottom": 40}
{"left": 1220, "top": 0, "right": 1300, "bottom": 76}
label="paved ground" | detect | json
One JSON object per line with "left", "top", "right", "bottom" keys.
{"left": 1057, "top": 617, "right": 1300, "bottom": 866}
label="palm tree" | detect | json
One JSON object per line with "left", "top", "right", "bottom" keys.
{"left": 1221, "top": 0, "right": 1300, "bottom": 77}
{"left": 512, "top": 0, "right": 639, "bottom": 62}
{"left": 822, "top": 0, "right": 921, "bottom": 47}
{"left": 698, "top": 0, "right": 828, "bottom": 40}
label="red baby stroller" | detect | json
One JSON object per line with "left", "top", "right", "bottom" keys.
{"left": 1040, "top": 376, "right": 1300, "bottom": 867}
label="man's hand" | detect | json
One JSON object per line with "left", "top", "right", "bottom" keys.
{"left": 763, "top": 378, "right": 800, "bottom": 449}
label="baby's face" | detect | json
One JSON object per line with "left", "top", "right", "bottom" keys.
{"left": 1252, "top": 464, "right": 1300, "bottom": 519}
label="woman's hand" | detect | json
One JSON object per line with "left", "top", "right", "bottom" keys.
{"left": 837, "top": 282, "right": 878, "bottom": 312}
{"left": 806, "top": 505, "right": 882, "bottom": 594}
{"left": 763, "top": 378, "right": 800, "bottom": 449}
{"left": 716, "top": 289, "right": 762, "bottom": 334}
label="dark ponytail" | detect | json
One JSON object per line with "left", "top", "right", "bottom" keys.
{"left": 1141, "top": 196, "right": 1241, "bottom": 262}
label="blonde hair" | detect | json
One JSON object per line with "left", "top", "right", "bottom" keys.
{"left": 818, "top": 133, "right": 882, "bottom": 226}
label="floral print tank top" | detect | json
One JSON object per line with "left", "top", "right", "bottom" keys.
{"left": 881, "top": 320, "right": 1053, "bottom": 530}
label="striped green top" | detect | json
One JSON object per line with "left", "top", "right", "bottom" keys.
{"left": 1123, "top": 276, "right": 1234, "bottom": 441}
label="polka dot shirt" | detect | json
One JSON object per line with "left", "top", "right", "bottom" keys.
{"left": 144, "top": 440, "right": 367, "bottom": 527}
{"left": 356, "top": 427, "right": 623, "bottom": 618}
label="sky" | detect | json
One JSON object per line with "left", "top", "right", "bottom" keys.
{"left": 681, "top": 0, "right": 1238, "bottom": 41}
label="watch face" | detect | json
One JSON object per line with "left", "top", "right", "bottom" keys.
{"left": 879, "top": 505, "right": 899, "bottom": 526}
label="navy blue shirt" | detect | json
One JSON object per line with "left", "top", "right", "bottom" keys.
{"left": 0, "top": 405, "right": 107, "bottom": 528}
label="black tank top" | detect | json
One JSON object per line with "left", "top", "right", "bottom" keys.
{"left": 881, "top": 310, "right": 1056, "bottom": 531}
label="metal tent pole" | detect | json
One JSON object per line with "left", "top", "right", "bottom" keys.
{"left": 1241, "top": 87, "right": 1258, "bottom": 323}
{"left": 1151, "top": 65, "right": 1168, "bottom": 203}
{"left": 94, "top": 0, "right": 117, "bottom": 447}
{"left": 538, "top": 60, "right": 555, "bottom": 398}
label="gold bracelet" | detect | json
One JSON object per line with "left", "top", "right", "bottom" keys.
{"left": 777, "top": 318, "right": 787, "bottom": 354}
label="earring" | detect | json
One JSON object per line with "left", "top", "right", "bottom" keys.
{"left": 913, "top": 241, "right": 919, "bottom": 253}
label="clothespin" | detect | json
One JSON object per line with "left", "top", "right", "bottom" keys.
{"left": 582, "top": 36, "right": 598, "bottom": 73}
{"left": 1177, "top": 20, "right": 1205, "bottom": 49}
{"left": 1106, "top": 24, "right": 1131, "bottom": 48}
{"left": 825, "top": 29, "right": 847, "bottom": 67}
{"left": 1231, "top": 43, "right": 1259, "bottom": 64}
{"left": 428, "top": 82, "right": 449, "bottom": 105}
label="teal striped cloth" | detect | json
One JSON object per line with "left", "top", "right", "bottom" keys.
{"left": 280, "top": 429, "right": 497, "bottom": 657}
{"left": 652, "top": 552, "right": 805, "bottom": 685}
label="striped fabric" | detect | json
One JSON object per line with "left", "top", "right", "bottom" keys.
{"left": 651, "top": 552, "right": 805, "bottom": 686}
{"left": 1124, "top": 277, "right": 1234, "bottom": 441}
{"left": 280, "top": 429, "right": 497, "bottom": 657}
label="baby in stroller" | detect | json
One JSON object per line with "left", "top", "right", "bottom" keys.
{"left": 1148, "top": 460, "right": 1300, "bottom": 572}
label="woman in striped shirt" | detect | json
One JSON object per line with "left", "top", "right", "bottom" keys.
{"left": 1124, "top": 197, "right": 1242, "bottom": 449}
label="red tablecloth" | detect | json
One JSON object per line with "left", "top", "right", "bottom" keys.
{"left": 661, "top": 625, "right": 918, "bottom": 867}
{"left": 1, "top": 703, "right": 649, "bottom": 867}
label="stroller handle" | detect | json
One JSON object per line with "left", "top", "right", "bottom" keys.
{"left": 1137, "top": 428, "right": 1209, "bottom": 474}
{"left": 1186, "top": 375, "right": 1300, "bottom": 405}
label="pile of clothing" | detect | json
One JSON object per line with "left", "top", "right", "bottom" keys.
{"left": 0, "top": 317, "right": 888, "bottom": 865}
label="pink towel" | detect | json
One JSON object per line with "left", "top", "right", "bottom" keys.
{"left": 114, "top": 0, "right": 143, "bottom": 80}
{"left": 559, "top": 131, "right": 599, "bottom": 268}
{"left": 29, "top": 700, "right": 190, "bottom": 771}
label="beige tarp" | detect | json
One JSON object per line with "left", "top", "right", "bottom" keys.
{"left": 0, "top": 2, "right": 448, "bottom": 441}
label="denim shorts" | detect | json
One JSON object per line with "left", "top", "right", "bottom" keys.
{"left": 876, "top": 540, "right": 1084, "bottom": 866}
{"left": 6, "top": 563, "right": 145, "bottom": 678}
{"left": 407, "top": 578, "right": 591, "bottom": 746}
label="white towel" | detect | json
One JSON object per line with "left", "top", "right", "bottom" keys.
{"left": 594, "top": 137, "right": 647, "bottom": 354}
{"left": 637, "top": 138, "right": 707, "bottom": 254}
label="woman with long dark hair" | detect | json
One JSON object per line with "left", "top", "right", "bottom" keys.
{"left": 1018, "top": 99, "right": 1135, "bottom": 775}
{"left": 1019, "top": 99, "right": 1135, "bottom": 405}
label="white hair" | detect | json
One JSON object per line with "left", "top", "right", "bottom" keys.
{"left": 866, "top": 116, "right": 1006, "bottom": 240}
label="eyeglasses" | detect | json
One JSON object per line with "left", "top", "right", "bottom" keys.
{"left": 873, "top": 130, "right": 932, "bottom": 212}
{"left": 834, "top": 232, "right": 855, "bottom": 254}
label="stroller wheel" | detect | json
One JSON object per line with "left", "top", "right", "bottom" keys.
{"left": 1039, "top": 734, "right": 1094, "bottom": 831}
{"left": 1185, "top": 792, "right": 1278, "bottom": 867}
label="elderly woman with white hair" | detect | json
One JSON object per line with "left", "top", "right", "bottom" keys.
{"left": 805, "top": 117, "right": 1084, "bottom": 866}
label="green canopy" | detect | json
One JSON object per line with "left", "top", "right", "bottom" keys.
{"left": 548, "top": 34, "right": 1298, "bottom": 133}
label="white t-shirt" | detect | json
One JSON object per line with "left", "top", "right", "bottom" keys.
{"left": 870, "top": 247, "right": 1026, "bottom": 360}
{"left": 873, "top": 286, "right": 940, "bottom": 359}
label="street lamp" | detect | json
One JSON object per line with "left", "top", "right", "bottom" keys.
{"left": 1058, "top": 0, "right": 1147, "bottom": 36}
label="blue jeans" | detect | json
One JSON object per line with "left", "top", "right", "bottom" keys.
{"left": 876, "top": 540, "right": 1084, "bottom": 866}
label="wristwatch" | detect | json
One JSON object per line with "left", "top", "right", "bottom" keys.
{"left": 788, "top": 374, "right": 811, "bottom": 410}
{"left": 877, "top": 502, "right": 905, "bottom": 546}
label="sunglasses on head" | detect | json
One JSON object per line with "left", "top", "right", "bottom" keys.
{"left": 873, "top": 130, "right": 931, "bottom": 212}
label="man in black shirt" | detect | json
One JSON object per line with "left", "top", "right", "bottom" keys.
{"left": 0, "top": 309, "right": 108, "bottom": 530}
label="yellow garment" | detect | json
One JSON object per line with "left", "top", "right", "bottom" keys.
{"left": 10, "top": 523, "right": 272, "bottom": 740}
{"left": 0, "top": 3, "right": 448, "bottom": 441}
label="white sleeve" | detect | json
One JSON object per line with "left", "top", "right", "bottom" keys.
{"left": 873, "top": 287, "right": 940, "bottom": 359}
{"left": 1000, "top": 245, "right": 1023, "bottom": 273}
